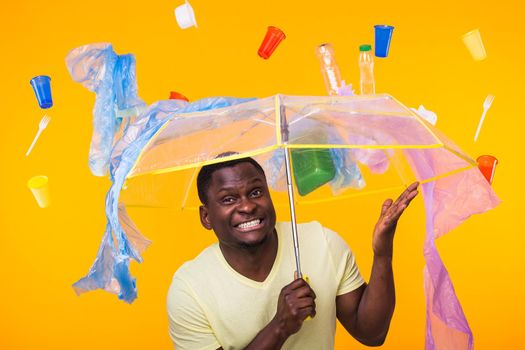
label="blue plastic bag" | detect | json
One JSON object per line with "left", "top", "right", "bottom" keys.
{"left": 66, "top": 43, "right": 146, "bottom": 176}
{"left": 73, "top": 96, "right": 255, "bottom": 303}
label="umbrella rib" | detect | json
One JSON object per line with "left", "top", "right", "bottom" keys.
{"left": 297, "top": 164, "right": 477, "bottom": 206}
{"left": 253, "top": 118, "right": 275, "bottom": 126}
{"left": 382, "top": 148, "right": 410, "bottom": 188}
{"left": 275, "top": 95, "right": 282, "bottom": 146}
{"left": 212, "top": 114, "right": 274, "bottom": 155}
{"left": 127, "top": 115, "right": 175, "bottom": 178}
{"left": 391, "top": 95, "right": 444, "bottom": 146}
{"left": 128, "top": 145, "right": 281, "bottom": 179}
{"left": 287, "top": 144, "right": 443, "bottom": 149}
{"left": 442, "top": 144, "right": 476, "bottom": 165}
{"left": 181, "top": 166, "right": 199, "bottom": 210}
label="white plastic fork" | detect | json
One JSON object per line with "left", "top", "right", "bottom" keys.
{"left": 26, "top": 114, "right": 51, "bottom": 156}
{"left": 474, "top": 94, "right": 495, "bottom": 142}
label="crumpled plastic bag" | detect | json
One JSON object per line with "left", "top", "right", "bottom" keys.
{"left": 66, "top": 43, "right": 146, "bottom": 176}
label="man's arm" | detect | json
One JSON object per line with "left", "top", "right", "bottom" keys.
{"left": 336, "top": 182, "right": 419, "bottom": 346}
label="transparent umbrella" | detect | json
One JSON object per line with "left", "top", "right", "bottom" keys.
{"left": 75, "top": 94, "right": 499, "bottom": 350}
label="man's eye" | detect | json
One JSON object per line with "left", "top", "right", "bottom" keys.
{"left": 222, "top": 197, "right": 236, "bottom": 204}
{"left": 250, "top": 189, "right": 262, "bottom": 198}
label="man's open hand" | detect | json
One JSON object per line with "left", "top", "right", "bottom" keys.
{"left": 372, "top": 182, "right": 419, "bottom": 257}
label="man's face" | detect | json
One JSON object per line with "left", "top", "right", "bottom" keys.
{"left": 199, "top": 162, "right": 277, "bottom": 250}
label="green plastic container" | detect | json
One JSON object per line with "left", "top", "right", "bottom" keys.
{"left": 291, "top": 148, "right": 336, "bottom": 196}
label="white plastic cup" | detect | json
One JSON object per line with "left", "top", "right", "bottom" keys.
{"left": 27, "top": 175, "right": 51, "bottom": 208}
{"left": 410, "top": 105, "right": 438, "bottom": 125}
{"left": 175, "top": 1, "right": 198, "bottom": 29}
{"left": 462, "top": 29, "right": 487, "bottom": 61}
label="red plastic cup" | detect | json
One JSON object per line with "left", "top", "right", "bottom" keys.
{"left": 169, "top": 91, "right": 189, "bottom": 102}
{"left": 477, "top": 155, "right": 498, "bottom": 185}
{"left": 258, "top": 26, "right": 286, "bottom": 59}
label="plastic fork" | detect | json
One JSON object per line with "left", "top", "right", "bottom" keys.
{"left": 26, "top": 114, "right": 51, "bottom": 156}
{"left": 474, "top": 94, "right": 495, "bottom": 142}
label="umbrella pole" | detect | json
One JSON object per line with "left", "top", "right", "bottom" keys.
{"left": 280, "top": 101, "right": 302, "bottom": 279}
{"left": 284, "top": 147, "right": 302, "bottom": 279}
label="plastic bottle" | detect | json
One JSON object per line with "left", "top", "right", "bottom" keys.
{"left": 315, "top": 43, "right": 343, "bottom": 96}
{"left": 358, "top": 44, "right": 375, "bottom": 95}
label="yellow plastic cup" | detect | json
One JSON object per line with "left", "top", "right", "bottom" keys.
{"left": 462, "top": 29, "right": 487, "bottom": 61}
{"left": 27, "top": 175, "right": 51, "bottom": 208}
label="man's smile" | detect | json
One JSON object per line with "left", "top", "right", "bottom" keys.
{"left": 234, "top": 218, "right": 264, "bottom": 232}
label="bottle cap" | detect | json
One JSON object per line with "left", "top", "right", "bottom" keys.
{"left": 359, "top": 44, "right": 372, "bottom": 52}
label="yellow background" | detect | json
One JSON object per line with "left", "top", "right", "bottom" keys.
{"left": 1, "top": 0, "right": 524, "bottom": 348}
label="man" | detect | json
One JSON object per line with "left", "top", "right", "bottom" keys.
{"left": 167, "top": 156, "right": 419, "bottom": 349}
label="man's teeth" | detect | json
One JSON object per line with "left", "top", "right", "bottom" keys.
{"left": 238, "top": 219, "right": 261, "bottom": 229}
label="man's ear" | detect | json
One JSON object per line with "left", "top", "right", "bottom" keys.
{"left": 199, "top": 205, "right": 212, "bottom": 230}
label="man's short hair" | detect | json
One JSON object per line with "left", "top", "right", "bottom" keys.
{"left": 197, "top": 154, "right": 266, "bottom": 205}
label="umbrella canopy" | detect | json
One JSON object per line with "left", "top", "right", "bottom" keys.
{"left": 75, "top": 94, "right": 499, "bottom": 350}
{"left": 127, "top": 94, "right": 467, "bottom": 180}
{"left": 119, "top": 94, "right": 475, "bottom": 211}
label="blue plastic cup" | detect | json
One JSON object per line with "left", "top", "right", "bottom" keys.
{"left": 374, "top": 25, "right": 394, "bottom": 58}
{"left": 30, "top": 75, "right": 53, "bottom": 109}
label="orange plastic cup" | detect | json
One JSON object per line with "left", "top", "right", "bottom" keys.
{"left": 258, "top": 26, "right": 286, "bottom": 59}
{"left": 169, "top": 91, "right": 189, "bottom": 102}
{"left": 477, "top": 155, "right": 498, "bottom": 185}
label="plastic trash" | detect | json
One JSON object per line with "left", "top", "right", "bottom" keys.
{"left": 65, "top": 43, "right": 146, "bottom": 177}
{"left": 474, "top": 94, "right": 495, "bottom": 142}
{"left": 328, "top": 147, "right": 366, "bottom": 193}
{"left": 73, "top": 96, "right": 254, "bottom": 303}
{"left": 169, "top": 91, "right": 189, "bottom": 102}
{"left": 174, "top": 0, "right": 198, "bottom": 29}
{"left": 26, "top": 114, "right": 51, "bottom": 156}
{"left": 358, "top": 44, "right": 375, "bottom": 94}
{"left": 410, "top": 105, "right": 438, "bottom": 125}
{"left": 258, "top": 26, "right": 286, "bottom": 59}
{"left": 27, "top": 175, "right": 50, "bottom": 208}
{"left": 337, "top": 81, "right": 354, "bottom": 96}
{"left": 477, "top": 155, "right": 498, "bottom": 185}
{"left": 267, "top": 117, "right": 366, "bottom": 196}
{"left": 374, "top": 25, "right": 394, "bottom": 58}
{"left": 292, "top": 149, "right": 336, "bottom": 196}
{"left": 315, "top": 43, "right": 343, "bottom": 96}
{"left": 462, "top": 29, "right": 487, "bottom": 61}
{"left": 30, "top": 75, "right": 53, "bottom": 109}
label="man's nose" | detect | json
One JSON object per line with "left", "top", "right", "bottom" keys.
{"left": 237, "top": 197, "right": 256, "bottom": 213}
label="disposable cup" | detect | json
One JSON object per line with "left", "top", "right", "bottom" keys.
{"left": 462, "top": 29, "right": 487, "bottom": 61}
{"left": 169, "top": 91, "right": 189, "bottom": 102}
{"left": 476, "top": 155, "right": 498, "bottom": 185}
{"left": 175, "top": 0, "right": 197, "bottom": 29}
{"left": 258, "top": 26, "right": 286, "bottom": 59}
{"left": 27, "top": 175, "right": 51, "bottom": 208}
{"left": 30, "top": 75, "right": 53, "bottom": 109}
{"left": 374, "top": 25, "right": 394, "bottom": 58}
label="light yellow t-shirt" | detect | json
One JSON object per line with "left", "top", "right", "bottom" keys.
{"left": 167, "top": 221, "right": 365, "bottom": 350}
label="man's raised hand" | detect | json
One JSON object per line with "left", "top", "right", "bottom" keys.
{"left": 372, "top": 182, "right": 419, "bottom": 257}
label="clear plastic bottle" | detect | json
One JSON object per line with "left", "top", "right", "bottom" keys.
{"left": 358, "top": 44, "right": 375, "bottom": 95}
{"left": 315, "top": 43, "right": 343, "bottom": 96}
